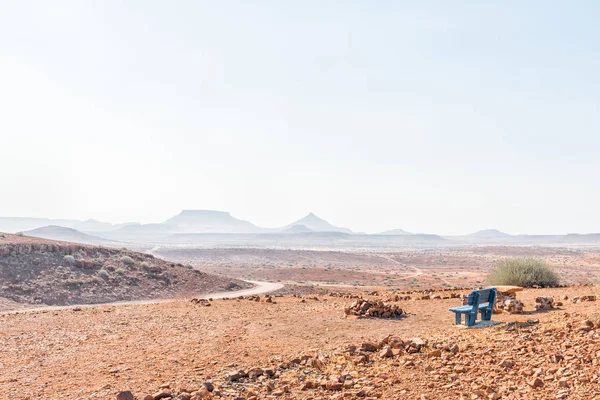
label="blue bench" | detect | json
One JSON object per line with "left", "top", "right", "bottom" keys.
{"left": 449, "top": 288, "right": 497, "bottom": 327}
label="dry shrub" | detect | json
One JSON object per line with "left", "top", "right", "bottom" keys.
{"left": 488, "top": 257, "right": 559, "bottom": 287}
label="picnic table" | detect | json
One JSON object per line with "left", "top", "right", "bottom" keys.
{"left": 490, "top": 286, "right": 524, "bottom": 295}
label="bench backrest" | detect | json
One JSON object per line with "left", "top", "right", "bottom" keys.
{"left": 475, "top": 288, "right": 497, "bottom": 309}
{"left": 465, "top": 290, "right": 480, "bottom": 313}
{"left": 465, "top": 288, "right": 497, "bottom": 310}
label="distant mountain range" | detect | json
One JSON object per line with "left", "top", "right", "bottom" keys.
{"left": 23, "top": 225, "right": 121, "bottom": 246}
{"left": 0, "top": 217, "right": 134, "bottom": 234}
{"left": 1, "top": 211, "right": 600, "bottom": 248}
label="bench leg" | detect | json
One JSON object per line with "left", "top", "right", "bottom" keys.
{"left": 455, "top": 313, "right": 461, "bottom": 325}
{"left": 466, "top": 314, "right": 476, "bottom": 327}
{"left": 481, "top": 310, "right": 492, "bottom": 321}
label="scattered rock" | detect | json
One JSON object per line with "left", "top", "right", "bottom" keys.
{"left": 116, "top": 391, "right": 134, "bottom": 400}
{"left": 535, "top": 296, "right": 554, "bottom": 311}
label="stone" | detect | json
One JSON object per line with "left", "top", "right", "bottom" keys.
{"left": 428, "top": 349, "right": 442, "bottom": 358}
{"left": 558, "top": 378, "right": 569, "bottom": 388}
{"left": 454, "top": 366, "right": 467, "bottom": 373}
{"left": 529, "top": 378, "right": 544, "bottom": 388}
{"left": 227, "top": 370, "right": 246, "bottom": 381}
{"left": 248, "top": 368, "right": 263, "bottom": 379}
{"left": 379, "top": 347, "right": 393, "bottom": 358}
{"left": 535, "top": 296, "right": 554, "bottom": 311}
{"left": 153, "top": 390, "right": 172, "bottom": 400}
{"left": 326, "top": 381, "right": 343, "bottom": 390}
{"left": 191, "top": 387, "right": 212, "bottom": 400}
{"left": 116, "top": 391, "right": 134, "bottom": 400}
{"left": 361, "top": 342, "right": 379, "bottom": 352}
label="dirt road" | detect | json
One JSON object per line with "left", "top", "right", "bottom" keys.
{"left": 1, "top": 280, "right": 284, "bottom": 314}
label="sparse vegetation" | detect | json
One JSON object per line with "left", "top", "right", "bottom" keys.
{"left": 488, "top": 257, "right": 559, "bottom": 287}
{"left": 97, "top": 269, "right": 109, "bottom": 278}
{"left": 63, "top": 255, "right": 76, "bottom": 265}
{"left": 121, "top": 256, "right": 135, "bottom": 266}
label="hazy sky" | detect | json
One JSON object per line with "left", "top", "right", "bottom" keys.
{"left": 1, "top": 1, "right": 599, "bottom": 235}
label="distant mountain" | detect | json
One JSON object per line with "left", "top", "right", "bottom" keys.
{"left": 378, "top": 228, "right": 413, "bottom": 236}
{"left": 466, "top": 229, "right": 511, "bottom": 239}
{"left": 0, "top": 217, "right": 80, "bottom": 233}
{"left": 163, "top": 210, "right": 260, "bottom": 233}
{"left": 23, "top": 226, "right": 120, "bottom": 246}
{"left": 74, "top": 219, "right": 116, "bottom": 232}
{"left": 284, "top": 224, "right": 314, "bottom": 233}
{"left": 284, "top": 213, "right": 352, "bottom": 233}
{"left": 0, "top": 217, "right": 136, "bottom": 234}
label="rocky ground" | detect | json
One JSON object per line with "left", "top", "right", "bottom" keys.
{"left": 0, "top": 233, "right": 251, "bottom": 310}
{"left": 2, "top": 284, "right": 600, "bottom": 399}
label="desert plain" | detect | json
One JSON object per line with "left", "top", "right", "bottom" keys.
{"left": 2, "top": 232, "right": 600, "bottom": 400}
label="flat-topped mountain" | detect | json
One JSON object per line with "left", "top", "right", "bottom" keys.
{"left": 163, "top": 210, "right": 260, "bottom": 233}
{"left": 285, "top": 213, "right": 352, "bottom": 233}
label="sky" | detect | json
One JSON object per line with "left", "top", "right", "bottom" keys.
{"left": 1, "top": 1, "right": 599, "bottom": 235}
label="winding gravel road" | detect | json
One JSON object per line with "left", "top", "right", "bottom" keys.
{"left": 2, "top": 280, "right": 284, "bottom": 314}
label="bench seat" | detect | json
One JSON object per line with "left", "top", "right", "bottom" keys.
{"left": 449, "top": 305, "right": 473, "bottom": 312}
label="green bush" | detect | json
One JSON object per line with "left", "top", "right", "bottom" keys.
{"left": 63, "top": 255, "right": 76, "bottom": 265}
{"left": 116, "top": 268, "right": 125, "bottom": 275}
{"left": 97, "top": 269, "right": 109, "bottom": 278}
{"left": 488, "top": 257, "right": 559, "bottom": 287}
{"left": 121, "top": 256, "right": 135, "bottom": 266}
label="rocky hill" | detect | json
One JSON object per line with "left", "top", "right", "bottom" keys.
{"left": 0, "top": 233, "right": 251, "bottom": 308}
{"left": 23, "top": 225, "right": 120, "bottom": 246}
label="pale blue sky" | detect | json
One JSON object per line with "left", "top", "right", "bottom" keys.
{"left": 1, "top": 1, "right": 599, "bottom": 234}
